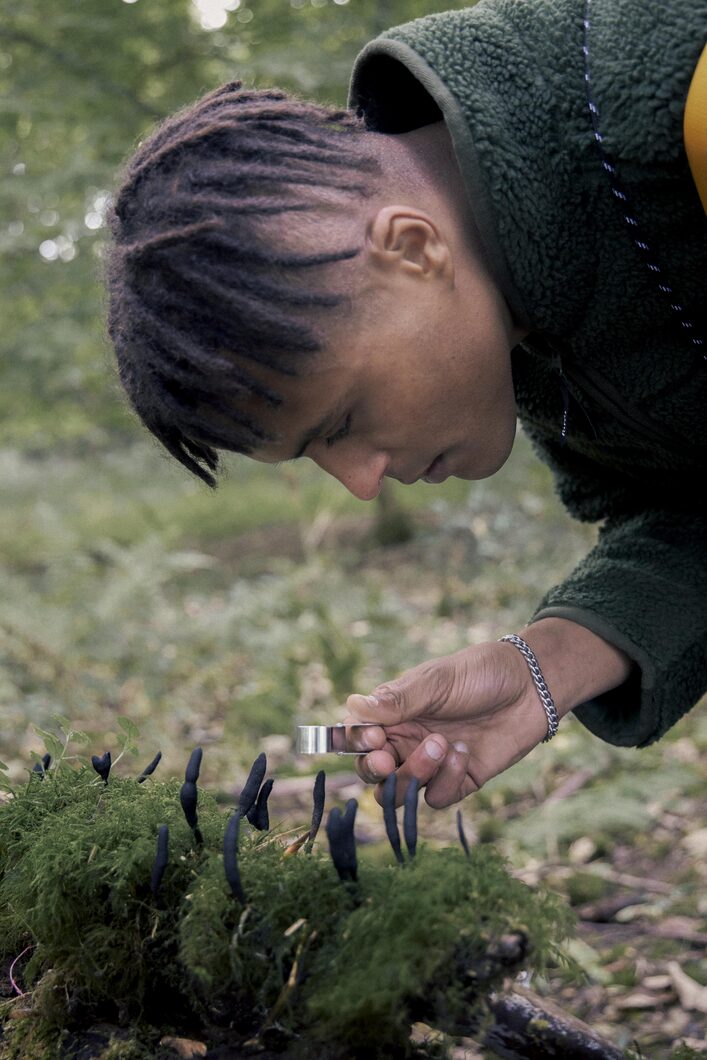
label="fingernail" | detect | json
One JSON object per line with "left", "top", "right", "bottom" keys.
{"left": 364, "top": 695, "right": 380, "bottom": 707}
{"left": 453, "top": 741, "right": 469, "bottom": 755}
{"left": 425, "top": 737, "right": 446, "bottom": 761}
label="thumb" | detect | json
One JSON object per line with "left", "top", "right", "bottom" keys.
{"left": 346, "top": 658, "right": 457, "bottom": 723}
{"left": 345, "top": 691, "right": 400, "bottom": 724}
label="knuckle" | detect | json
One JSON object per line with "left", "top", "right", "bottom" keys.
{"left": 375, "top": 684, "right": 407, "bottom": 718}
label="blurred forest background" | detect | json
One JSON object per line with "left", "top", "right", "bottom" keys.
{"left": 1, "top": 0, "right": 705, "bottom": 1055}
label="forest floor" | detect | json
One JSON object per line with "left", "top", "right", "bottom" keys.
{"left": 1, "top": 432, "right": 705, "bottom": 1057}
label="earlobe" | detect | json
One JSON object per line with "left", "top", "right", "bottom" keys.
{"left": 367, "top": 205, "right": 452, "bottom": 280}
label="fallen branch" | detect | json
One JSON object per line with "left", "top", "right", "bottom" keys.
{"left": 544, "top": 768, "right": 596, "bottom": 804}
{"left": 462, "top": 985, "right": 623, "bottom": 1059}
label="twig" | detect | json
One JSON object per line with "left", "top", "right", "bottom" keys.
{"left": 515, "top": 860, "right": 673, "bottom": 896}
{"left": 544, "top": 767, "right": 595, "bottom": 804}
{"left": 245, "top": 927, "right": 317, "bottom": 1047}
{"left": 283, "top": 830, "right": 312, "bottom": 858}
{"left": 583, "top": 864, "right": 674, "bottom": 895}
{"left": 9, "top": 945, "right": 33, "bottom": 997}
{"left": 648, "top": 921, "right": 707, "bottom": 946}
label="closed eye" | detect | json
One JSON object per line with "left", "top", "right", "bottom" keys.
{"left": 325, "top": 414, "right": 352, "bottom": 448}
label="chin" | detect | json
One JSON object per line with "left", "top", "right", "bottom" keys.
{"left": 458, "top": 422, "right": 517, "bottom": 480}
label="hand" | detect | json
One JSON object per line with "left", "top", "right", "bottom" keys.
{"left": 343, "top": 619, "right": 632, "bottom": 808}
{"left": 343, "top": 640, "right": 545, "bottom": 808}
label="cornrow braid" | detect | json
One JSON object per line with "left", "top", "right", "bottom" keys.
{"left": 106, "top": 81, "right": 379, "bottom": 485}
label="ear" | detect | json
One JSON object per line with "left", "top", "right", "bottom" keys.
{"left": 367, "top": 205, "right": 453, "bottom": 281}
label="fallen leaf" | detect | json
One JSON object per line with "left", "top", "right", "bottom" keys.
{"left": 560, "top": 937, "right": 611, "bottom": 984}
{"left": 568, "top": 835, "right": 598, "bottom": 865}
{"left": 410, "top": 1022, "right": 446, "bottom": 1046}
{"left": 451, "top": 1042, "right": 486, "bottom": 1060}
{"left": 578, "top": 892, "right": 646, "bottom": 922}
{"left": 668, "top": 961, "right": 707, "bottom": 1014}
{"left": 672, "top": 1039, "right": 707, "bottom": 1055}
{"left": 651, "top": 917, "right": 707, "bottom": 946}
{"left": 682, "top": 829, "right": 707, "bottom": 858}
{"left": 642, "top": 974, "right": 673, "bottom": 990}
{"left": 615, "top": 901, "right": 664, "bottom": 922}
{"left": 159, "top": 1036, "right": 207, "bottom": 1058}
{"left": 282, "top": 830, "right": 310, "bottom": 857}
{"left": 7, "top": 1006, "right": 32, "bottom": 1020}
{"left": 614, "top": 990, "right": 674, "bottom": 1009}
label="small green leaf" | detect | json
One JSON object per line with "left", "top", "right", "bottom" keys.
{"left": 50, "top": 713, "right": 73, "bottom": 736}
{"left": 0, "top": 776, "right": 14, "bottom": 793}
{"left": 33, "top": 727, "right": 65, "bottom": 762}
{"left": 0, "top": 760, "right": 8, "bottom": 771}
{"left": 117, "top": 717, "right": 140, "bottom": 741}
{"left": 70, "top": 729, "right": 90, "bottom": 745}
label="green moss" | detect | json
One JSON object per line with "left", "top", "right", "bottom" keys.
{"left": 477, "top": 817, "right": 504, "bottom": 843}
{"left": 0, "top": 766, "right": 573, "bottom": 1059}
{"left": 610, "top": 965, "right": 638, "bottom": 988}
{"left": 564, "top": 871, "right": 610, "bottom": 907}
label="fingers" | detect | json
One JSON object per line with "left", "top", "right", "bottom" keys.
{"left": 355, "top": 747, "right": 398, "bottom": 784}
{"left": 365, "top": 734, "right": 449, "bottom": 803}
{"left": 346, "top": 692, "right": 394, "bottom": 723}
{"left": 423, "top": 741, "right": 478, "bottom": 808}
{"left": 339, "top": 722, "right": 387, "bottom": 754}
{"left": 355, "top": 736, "right": 479, "bottom": 810}
{"left": 355, "top": 732, "right": 447, "bottom": 788}
{"left": 380, "top": 739, "right": 473, "bottom": 810}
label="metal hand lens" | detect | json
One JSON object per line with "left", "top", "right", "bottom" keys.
{"left": 295, "top": 724, "right": 380, "bottom": 755}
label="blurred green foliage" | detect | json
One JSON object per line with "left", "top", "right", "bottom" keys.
{"left": 0, "top": 0, "right": 469, "bottom": 450}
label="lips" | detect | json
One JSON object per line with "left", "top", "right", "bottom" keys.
{"left": 422, "top": 452, "right": 448, "bottom": 484}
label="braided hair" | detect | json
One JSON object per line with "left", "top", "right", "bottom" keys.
{"left": 106, "top": 82, "right": 379, "bottom": 485}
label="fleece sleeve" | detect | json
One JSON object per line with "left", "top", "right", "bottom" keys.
{"left": 531, "top": 509, "right": 707, "bottom": 747}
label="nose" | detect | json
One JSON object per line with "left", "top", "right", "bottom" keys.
{"left": 307, "top": 439, "right": 388, "bottom": 501}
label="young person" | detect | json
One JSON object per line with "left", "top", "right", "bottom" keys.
{"left": 106, "top": 0, "right": 707, "bottom": 809}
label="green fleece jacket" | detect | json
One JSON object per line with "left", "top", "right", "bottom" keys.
{"left": 350, "top": 0, "right": 707, "bottom": 748}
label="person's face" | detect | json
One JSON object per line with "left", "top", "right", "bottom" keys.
{"left": 248, "top": 206, "right": 523, "bottom": 500}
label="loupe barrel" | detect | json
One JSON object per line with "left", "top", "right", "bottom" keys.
{"left": 295, "top": 724, "right": 379, "bottom": 755}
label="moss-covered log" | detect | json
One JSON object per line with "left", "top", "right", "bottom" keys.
{"left": 0, "top": 758, "right": 574, "bottom": 1059}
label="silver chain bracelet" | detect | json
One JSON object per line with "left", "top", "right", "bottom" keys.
{"left": 499, "top": 634, "right": 560, "bottom": 743}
